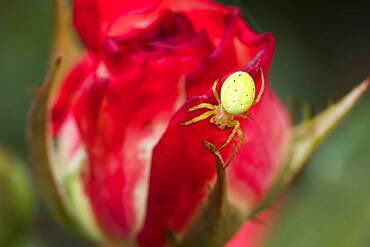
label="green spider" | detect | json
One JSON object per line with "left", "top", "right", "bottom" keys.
{"left": 181, "top": 69, "right": 265, "bottom": 166}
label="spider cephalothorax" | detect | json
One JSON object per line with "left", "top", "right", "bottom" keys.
{"left": 181, "top": 69, "right": 265, "bottom": 166}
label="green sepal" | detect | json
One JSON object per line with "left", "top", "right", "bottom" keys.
{"left": 50, "top": 0, "right": 82, "bottom": 91}
{"left": 27, "top": 0, "right": 83, "bottom": 233}
{"left": 62, "top": 157, "right": 107, "bottom": 242}
{"left": 28, "top": 58, "right": 78, "bottom": 230}
{"left": 248, "top": 77, "right": 370, "bottom": 220}
{"left": 28, "top": 57, "right": 107, "bottom": 242}
{"left": 172, "top": 141, "right": 243, "bottom": 247}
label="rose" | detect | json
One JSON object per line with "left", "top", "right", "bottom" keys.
{"left": 29, "top": 0, "right": 370, "bottom": 246}
{"left": 39, "top": 0, "right": 291, "bottom": 246}
{"left": 51, "top": 0, "right": 291, "bottom": 246}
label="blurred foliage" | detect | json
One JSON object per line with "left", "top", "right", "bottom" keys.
{"left": 0, "top": 0, "right": 369, "bottom": 246}
{"left": 0, "top": 148, "right": 36, "bottom": 246}
{"left": 266, "top": 94, "right": 370, "bottom": 247}
{"left": 0, "top": 0, "right": 52, "bottom": 155}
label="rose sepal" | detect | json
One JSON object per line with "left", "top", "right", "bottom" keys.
{"left": 247, "top": 77, "right": 370, "bottom": 220}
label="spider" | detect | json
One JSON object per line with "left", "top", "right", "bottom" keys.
{"left": 181, "top": 69, "right": 265, "bottom": 167}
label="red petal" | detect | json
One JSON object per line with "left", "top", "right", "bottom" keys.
{"left": 186, "top": 9, "right": 242, "bottom": 97}
{"left": 101, "top": 11, "right": 214, "bottom": 76}
{"left": 108, "top": 0, "right": 229, "bottom": 37}
{"left": 51, "top": 56, "right": 95, "bottom": 135}
{"left": 73, "top": 0, "right": 161, "bottom": 52}
{"left": 227, "top": 89, "right": 290, "bottom": 206}
{"left": 186, "top": 9, "right": 275, "bottom": 98}
{"left": 71, "top": 36, "right": 211, "bottom": 240}
{"left": 73, "top": 0, "right": 100, "bottom": 53}
{"left": 77, "top": 66, "right": 185, "bottom": 239}
{"left": 73, "top": 0, "right": 228, "bottom": 54}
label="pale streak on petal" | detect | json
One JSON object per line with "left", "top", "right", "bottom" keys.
{"left": 131, "top": 122, "right": 167, "bottom": 237}
{"left": 54, "top": 116, "right": 84, "bottom": 176}
{"left": 175, "top": 76, "right": 187, "bottom": 110}
{"left": 226, "top": 178, "right": 253, "bottom": 217}
{"left": 97, "top": 62, "right": 110, "bottom": 79}
{"left": 127, "top": 76, "right": 187, "bottom": 239}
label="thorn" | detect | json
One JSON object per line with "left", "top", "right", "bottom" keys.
{"left": 54, "top": 56, "right": 62, "bottom": 66}
{"left": 38, "top": 57, "right": 63, "bottom": 100}
{"left": 327, "top": 97, "right": 334, "bottom": 107}
{"left": 28, "top": 87, "right": 42, "bottom": 99}
{"left": 287, "top": 96, "right": 299, "bottom": 123}
{"left": 250, "top": 216, "right": 267, "bottom": 225}
{"left": 164, "top": 227, "right": 178, "bottom": 244}
{"left": 302, "top": 102, "right": 315, "bottom": 122}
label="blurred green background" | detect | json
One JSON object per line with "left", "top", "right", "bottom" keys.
{"left": 0, "top": 0, "right": 369, "bottom": 246}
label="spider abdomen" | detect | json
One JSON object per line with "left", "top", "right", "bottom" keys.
{"left": 220, "top": 71, "right": 255, "bottom": 115}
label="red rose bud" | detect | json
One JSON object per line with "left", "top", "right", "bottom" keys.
{"left": 28, "top": 0, "right": 369, "bottom": 246}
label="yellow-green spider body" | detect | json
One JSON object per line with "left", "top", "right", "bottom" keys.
{"left": 220, "top": 71, "right": 256, "bottom": 115}
{"left": 181, "top": 69, "right": 265, "bottom": 166}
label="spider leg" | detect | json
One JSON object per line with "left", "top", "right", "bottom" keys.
{"left": 220, "top": 120, "right": 244, "bottom": 168}
{"left": 212, "top": 79, "right": 221, "bottom": 103}
{"left": 254, "top": 68, "right": 265, "bottom": 105}
{"left": 218, "top": 120, "right": 239, "bottom": 151}
{"left": 188, "top": 103, "right": 216, "bottom": 112}
{"left": 181, "top": 110, "right": 216, "bottom": 126}
{"left": 239, "top": 112, "right": 251, "bottom": 119}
